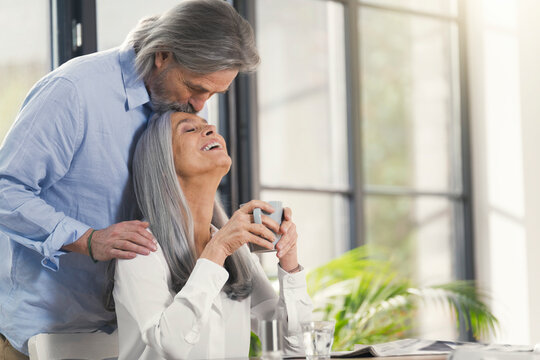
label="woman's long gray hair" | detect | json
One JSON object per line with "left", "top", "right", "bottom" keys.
{"left": 132, "top": 111, "right": 253, "bottom": 299}
{"left": 126, "top": 0, "right": 260, "bottom": 80}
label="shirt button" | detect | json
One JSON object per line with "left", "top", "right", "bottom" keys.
{"left": 287, "top": 277, "right": 295, "bottom": 284}
{"left": 185, "top": 331, "right": 200, "bottom": 344}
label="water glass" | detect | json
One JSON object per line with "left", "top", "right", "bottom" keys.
{"left": 300, "top": 320, "right": 335, "bottom": 360}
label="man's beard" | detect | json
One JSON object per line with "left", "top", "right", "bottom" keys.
{"left": 150, "top": 94, "right": 196, "bottom": 114}
{"left": 149, "top": 65, "right": 196, "bottom": 114}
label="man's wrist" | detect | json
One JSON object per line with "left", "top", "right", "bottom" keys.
{"left": 62, "top": 228, "right": 92, "bottom": 255}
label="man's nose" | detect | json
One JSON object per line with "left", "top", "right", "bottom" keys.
{"left": 189, "top": 94, "right": 211, "bottom": 113}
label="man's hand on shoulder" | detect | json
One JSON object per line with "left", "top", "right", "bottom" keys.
{"left": 62, "top": 220, "right": 158, "bottom": 260}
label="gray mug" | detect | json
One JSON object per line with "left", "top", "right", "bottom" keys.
{"left": 250, "top": 200, "right": 283, "bottom": 253}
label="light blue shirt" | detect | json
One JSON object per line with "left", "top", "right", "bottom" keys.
{"left": 0, "top": 43, "right": 152, "bottom": 354}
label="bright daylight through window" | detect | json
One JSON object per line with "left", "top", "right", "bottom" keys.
{"left": 255, "top": 0, "right": 468, "bottom": 341}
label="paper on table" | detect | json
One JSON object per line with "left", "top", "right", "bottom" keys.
{"left": 327, "top": 339, "right": 534, "bottom": 358}
{"left": 451, "top": 349, "right": 540, "bottom": 360}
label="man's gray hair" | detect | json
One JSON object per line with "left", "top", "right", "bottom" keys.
{"left": 127, "top": 0, "right": 260, "bottom": 80}
{"left": 132, "top": 111, "right": 254, "bottom": 300}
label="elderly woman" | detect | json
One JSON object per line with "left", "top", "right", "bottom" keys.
{"left": 113, "top": 111, "right": 313, "bottom": 360}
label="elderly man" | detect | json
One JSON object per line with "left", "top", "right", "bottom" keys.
{"left": 0, "top": 0, "right": 259, "bottom": 357}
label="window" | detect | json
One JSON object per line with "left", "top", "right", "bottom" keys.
{"left": 246, "top": 0, "right": 471, "bottom": 339}
{"left": 359, "top": 0, "right": 467, "bottom": 338}
{"left": 96, "top": 0, "right": 180, "bottom": 51}
{"left": 0, "top": 1, "right": 50, "bottom": 143}
{"left": 255, "top": 0, "right": 351, "bottom": 272}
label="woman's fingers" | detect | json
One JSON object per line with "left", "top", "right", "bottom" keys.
{"left": 237, "top": 201, "right": 284, "bottom": 233}
{"left": 248, "top": 223, "right": 276, "bottom": 243}
{"left": 247, "top": 233, "right": 275, "bottom": 251}
{"left": 283, "top": 207, "right": 292, "bottom": 221}
{"left": 237, "top": 200, "right": 275, "bottom": 215}
{"left": 280, "top": 207, "right": 293, "bottom": 235}
{"left": 260, "top": 214, "right": 280, "bottom": 233}
{"left": 277, "top": 240, "right": 294, "bottom": 258}
{"left": 215, "top": 202, "right": 294, "bottom": 258}
{"left": 276, "top": 223, "right": 297, "bottom": 257}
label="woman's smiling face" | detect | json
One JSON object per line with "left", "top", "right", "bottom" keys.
{"left": 170, "top": 112, "right": 231, "bottom": 180}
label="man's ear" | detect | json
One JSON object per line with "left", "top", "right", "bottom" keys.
{"left": 154, "top": 51, "right": 172, "bottom": 70}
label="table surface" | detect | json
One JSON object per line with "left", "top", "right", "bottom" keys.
{"left": 250, "top": 356, "right": 449, "bottom": 360}
{"left": 351, "top": 356, "right": 448, "bottom": 360}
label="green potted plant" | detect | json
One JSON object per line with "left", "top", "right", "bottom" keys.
{"left": 307, "top": 246, "right": 498, "bottom": 349}
{"left": 250, "top": 245, "right": 498, "bottom": 355}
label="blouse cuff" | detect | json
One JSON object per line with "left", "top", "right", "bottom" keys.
{"left": 278, "top": 263, "right": 307, "bottom": 290}
{"left": 180, "top": 258, "right": 230, "bottom": 298}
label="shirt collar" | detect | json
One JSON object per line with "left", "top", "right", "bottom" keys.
{"left": 119, "top": 42, "right": 151, "bottom": 111}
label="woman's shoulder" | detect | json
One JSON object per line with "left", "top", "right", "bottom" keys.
{"left": 115, "top": 221, "right": 164, "bottom": 265}
{"left": 115, "top": 241, "right": 167, "bottom": 278}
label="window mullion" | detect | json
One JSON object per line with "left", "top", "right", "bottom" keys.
{"left": 50, "top": 0, "right": 96, "bottom": 69}
{"left": 345, "top": 0, "right": 364, "bottom": 248}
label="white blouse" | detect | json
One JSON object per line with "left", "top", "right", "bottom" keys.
{"left": 113, "top": 241, "right": 313, "bottom": 360}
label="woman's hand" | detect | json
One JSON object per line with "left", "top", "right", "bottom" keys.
{"left": 200, "top": 200, "right": 279, "bottom": 266}
{"left": 275, "top": 207, "right": 299, "bottom": 272}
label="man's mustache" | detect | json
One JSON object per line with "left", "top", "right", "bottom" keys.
{"left": 150, "top": 96, "right": 196, "bottom": 114}
{"left": 168, "top": 102, "right": 196, "bottom": 113}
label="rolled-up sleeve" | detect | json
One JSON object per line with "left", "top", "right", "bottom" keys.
{"left": 0, "top": 76, "right": 90, "bottom": 271}
{"left": 114, "top": 254, "right": 229, "bottom": 359}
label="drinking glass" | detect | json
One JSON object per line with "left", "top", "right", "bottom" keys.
{"left": 300, "top": 320, "right": 335, "bottom": 360}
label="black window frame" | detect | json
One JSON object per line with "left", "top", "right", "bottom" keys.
{"left": 50, "top": 0, "right": 97, "bottom": 69}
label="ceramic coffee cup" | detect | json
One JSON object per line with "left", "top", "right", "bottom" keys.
{"left": 250, "top": 200, "right": 283, "bottom": 253}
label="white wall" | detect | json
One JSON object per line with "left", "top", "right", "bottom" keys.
{"left": 518, "top": 0, "right": 540, "bottom": 344}
{"left": 467, "top": 0, "right": 540, "bottom": 344}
